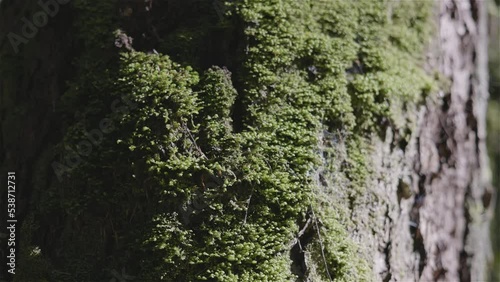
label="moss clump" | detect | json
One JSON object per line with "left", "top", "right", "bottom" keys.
{"left": 230, "top": 0, "right": 435, "bottom": 280}
{"left": 16, "top": 0, "right": 436, "bottom": 281}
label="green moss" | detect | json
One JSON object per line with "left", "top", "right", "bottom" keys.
{"left": 230, "top": 0, "right": 435, "bottom": 279}
{"left": 17, "top": 0, "right": 436, "bottom": 280}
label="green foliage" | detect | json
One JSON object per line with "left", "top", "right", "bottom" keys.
{"left": 17, "top": 0, "right": 436, "bottom": 280}
{"left": 197, "top": 66, "right": 238, "bottom": 157}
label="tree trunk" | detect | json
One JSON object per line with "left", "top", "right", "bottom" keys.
{"left": 370, "top": 1, "right": 493, "bottom": 280}
{"left": 0, "top": 0, "right": 492, "bottom": 281}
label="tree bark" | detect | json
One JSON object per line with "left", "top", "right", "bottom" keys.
{"left": 368, "top": 1, "right": 493, "bottom": 281}
{"left": 414, "top": 1, "right": 492, "bottom": 280}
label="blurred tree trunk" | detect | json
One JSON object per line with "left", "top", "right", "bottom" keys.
{"left": 487, "top": 0, "right": 500, "bottom": 279}
{"left": 376, "top": 1, "right": 493, "bottom": 280}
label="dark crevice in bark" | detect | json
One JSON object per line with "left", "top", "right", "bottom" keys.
{"left": 412, "top": 203, "right": 427, "bottom": 276}
{"left": 381, "top": 243, "right": 392, "bottom": 282}
{"left": 410, "top": 173, "right": 427, "bottom": 277}
{"left": 382, "top": 208, "right": 393, "bottom": 282}
{"left": 228, "top": 63, "right": 251, "bottom": 132}
{"left": 227, "top": 29, "right": 249, "bottom": 134}
{"left": 470, "top": 0, "right": 480, "bottom": 22}
{"left": 290, "top": 211, "right": 315, "bottom": 281}
{"left": 230, "top": 84, "right": 247, "bottom": 133}
{"left": 459, "top": 190, "right": 472, "bottom": 282}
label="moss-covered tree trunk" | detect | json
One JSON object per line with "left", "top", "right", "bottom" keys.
{"left": 0, "top": 0, "right": 492, "bottom": 281}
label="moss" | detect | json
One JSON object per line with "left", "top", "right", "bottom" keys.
{"left": 16, "top": 0, "right": 436, "bottom": 280}
{"left": 230, "top": 0, "right": 435, "bottom": 280}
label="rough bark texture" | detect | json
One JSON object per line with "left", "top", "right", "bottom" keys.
{"left": 369, "top": 1, "right": 493, "bottom": 281}
{"left": 414, "top": 1, "right": 492, "bottom": 280}
{"left": 0, "top": 0, "right": 492, "bottom": 281}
